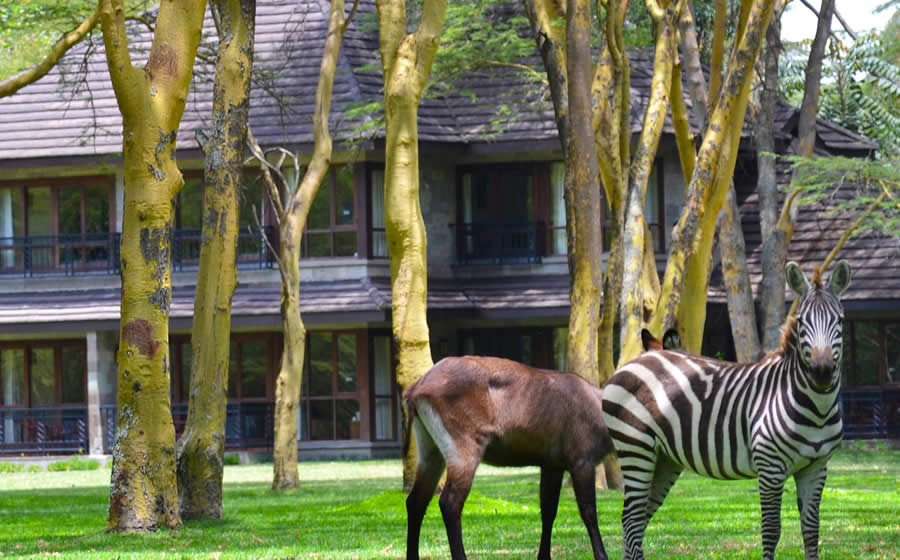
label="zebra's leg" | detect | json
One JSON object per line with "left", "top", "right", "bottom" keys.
{"left": 619, "top": 451, "right": 657, "bottom": 560}
{"left": 794, "top": 460, "right": 829, "bottom": 560}
{"left": 758, "top": 470, "right": 788, "bottom": 560}
{"left": 645, "top": 455, "right": 682, "bottom": 523}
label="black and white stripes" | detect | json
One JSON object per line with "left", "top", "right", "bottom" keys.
{"left": 602, "top": 261, "right": 852, "bottom": 560}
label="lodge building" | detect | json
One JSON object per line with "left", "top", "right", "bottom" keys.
{"left": 0, "top": 0, "right": 897, "bottom": 458}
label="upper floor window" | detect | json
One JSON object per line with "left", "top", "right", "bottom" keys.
{"left": 601, "top": 159, "right": 666, "bottom": 253}
{"left": 302, "top": 165, "right": 358, "bottom": 258}
{"left": 0, "top": 178, "right": 113, "bottom": 271}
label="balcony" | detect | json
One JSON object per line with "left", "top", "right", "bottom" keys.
{"left": 454, "top": 222, "right": 545, "bottom": 265}
{"left": 0, "top": 406, "right": 88, "bottom": 454}
{"left": 0, "top": 227, "right": 277, "bottom": 278}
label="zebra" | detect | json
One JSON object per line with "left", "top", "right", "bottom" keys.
{"left": 602, "top": 261, "right": 851, "bottom": 560}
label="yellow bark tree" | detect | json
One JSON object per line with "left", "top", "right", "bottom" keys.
{"left": 246, "top": 0, "right": 358, "bottom": 490}
{"left": 99, "top": 0, "right": 208, "bottom": 531}
{"left": 176, "top": 0, "right": 255, "bottom": 519}
{"left": 375, "top": 0, "right": 447, "bottom": 490}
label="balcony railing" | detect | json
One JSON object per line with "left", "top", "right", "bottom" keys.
{"left": 0, "top": 406, "right": 88, "bottom": 454}
{"left": 101, "top": 402, "right": 275, "bottom": 454}
{"left": 0, "top": 227, "right": 277, "bottom": 277}
{"left": 453, "top": 222, "right": 544, "bottom": 265}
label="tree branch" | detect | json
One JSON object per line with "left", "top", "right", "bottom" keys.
{"left": 798, "top": 0, "right": 858, "bottom": 40}
{"left": 0, "top": 6, "right": 100, "bottom": 98}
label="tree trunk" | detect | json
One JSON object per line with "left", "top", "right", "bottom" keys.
{"left": 793, "top": 0, "right": 834, "bottom": 157}
{"left": 650, "top": 0, "right": 776, "bottom": 342}
{"left": 564, "top": 0, "right": 603, "bottom": 386}
{"left": 758, "top": 14, "right": 786, "bottom": 352}
{"left": 618, "top": 0, "right": 678, "bottom": 365}
{"left": 100, "top": 0, "right": 208, "bottom": 532}
{"left": 272, "top": 215, "right": 305, "bottom": 489}
{"left": 176, "top": 0, "right": 255, "bottom": 519}
{"left": 375, "top": 0, "right": 446, "bottom": 491}
{"left": 265, "top": 0, "right": 355, "bottom": 490}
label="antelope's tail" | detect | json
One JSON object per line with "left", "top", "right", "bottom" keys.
{"left": 402, "top": 397, "right": 416, "bottom": 462}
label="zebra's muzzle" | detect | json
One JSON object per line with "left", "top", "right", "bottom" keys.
{"left": 809, "top": 363, "right": 837, "bottom": 391}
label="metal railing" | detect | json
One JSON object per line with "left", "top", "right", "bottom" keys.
{"left": 841, "top": 388, "right": 900, "bottom": 439}
{"left": 0, "top": 233, "right": 121, "bottom": 277}
{"left": 101, "top": 402, "right": 275, "bottom": 454}
{"left": 0, "top": 406, "right": 88, "bottom": 454}
{"left": 0, "top": 227, "right": 277, "bottom": 277}
{"left": 453, "top": 221, "right": 544, "bottom": 265}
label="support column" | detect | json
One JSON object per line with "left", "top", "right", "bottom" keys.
{"left": 86, "top": 331, "right": 104, "bottom": 456}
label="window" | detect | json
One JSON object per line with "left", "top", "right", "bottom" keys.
{"left": 0, "top": 341, "right": 85, "bottom": 407}
{"left": 844, "top": 320, "right": 900, "bottom": 387}
{"left": 602, "top": 159, "right": 664, "bottom": 252}
{"left": 300, "top": 331, "right": 361, "bottom": 441}
{"left": 370, "top": 169, "right": 387, "bottom": 258}
{"left": 459, "top": 328, "right": 556, "bottom": 369}
{"left": 0, "top": 179, "right": 113, "bottom": 270}
{"left": 372, "top": 335, "right": 395, "bottom": 440}
{"left": 302, "top": 165, "right": 358, "bottom": 258}
{"left": 457, "top": 164, "right": 548, "bottom": 263}
{"left": 549, "top": 162, "right": 566, "bottom": 255}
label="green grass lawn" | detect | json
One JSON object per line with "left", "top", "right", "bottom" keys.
{"left": 0, "top": 445, "right": 897, "bottom": 559}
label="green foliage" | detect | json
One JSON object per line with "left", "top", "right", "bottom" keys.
{"left": 46, "top": 456, "right": 100, "bottom": 472}
{"left": 223, "top": 453, "right": 241, "bottom": 466}
{"left": 780, "top": 26, "right": 900, "bottom": 158}
{"left": 0, "top": 450, "right": 897, "bottom": 558}
{"left": 787, "top": 155, "right": 900, "bottom": 239}
{"left": 0, "top": 462, "right": 40, "bottom": 473}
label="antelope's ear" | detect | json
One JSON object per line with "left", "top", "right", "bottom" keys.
{"left": 662, "top": 328, "right": 682, "bottom": 350}
{"left": 828, "top": 260, "right": 852, "bottom": 297}
{"left": 641, "top": 329, "right": 662, "bottom": 351}
{"left": 786, "top": 261, "right": 809, "bottom": 297}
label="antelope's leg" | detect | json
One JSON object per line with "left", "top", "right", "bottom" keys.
{"left": 794, "top": 460, "right": 828, "bottom": 560}
{"left": 538, "top": 467, "right": 564, "bottom": 560}
{"left": 439, "top": 460, "right": 478, "bottom": 560}
{"left": 645, "top": 455, "right": 682, "bottom": 523}
{"left": 570, "top": 461, "right": 608, "bottom": 560}
{"left": 758, "top": 470, "right": 787, "bottom": 560}
{"left": 406, "top": 420, "right": 446, "bottom": 560}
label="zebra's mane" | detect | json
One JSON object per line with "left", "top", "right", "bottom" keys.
{"left": 776, "top": 315, "right": 799, "bottom": 355}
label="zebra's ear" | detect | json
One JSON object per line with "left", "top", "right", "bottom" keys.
{"left": 828, "top": 260, "right": 852, "bottom": 297}
{"left": 785, "top": 261, "right": 809, "bottom": 297}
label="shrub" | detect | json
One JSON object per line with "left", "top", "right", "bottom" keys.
{"left": 47, "top": 457, "right": 100, "bottom": 472}
{"left": 224, "top": 454, "right": 241, "bottom": 466}
{"left": 0, "top": 462, "right": 25, "bottom": 473}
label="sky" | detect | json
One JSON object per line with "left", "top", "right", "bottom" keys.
{"left": 780, "top": 0, "right": 894, "bottom": 42}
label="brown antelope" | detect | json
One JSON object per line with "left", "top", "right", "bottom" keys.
{"left": 404, "top": 355, "right": 615, "bottom": 560}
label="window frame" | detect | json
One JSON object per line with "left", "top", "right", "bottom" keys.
{"left": 0, "top": 339, "right": 87, "bottom": 408}
{"left": 369, "top": 331, "right": 397, "bottom": 442}
{"left": 845, "top": 319, "right": 900, "bottom": 388}
{"left": 301, "top": 164, "right": 362, "bottom": 259}
{"left": 300, "top": 330, "right": 368, "bottom": 441}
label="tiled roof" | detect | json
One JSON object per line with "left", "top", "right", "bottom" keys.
{"left": 0, "top": 0, "right": 877, "bottom": 162}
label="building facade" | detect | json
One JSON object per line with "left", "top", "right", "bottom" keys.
{"left": 0, "top": 0, "right": 896, "bottom": 458}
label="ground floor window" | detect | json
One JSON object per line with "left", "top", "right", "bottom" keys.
{"left": 300, "top": 331, "right": 362, "bottom": 441}
{"left": 459, "top": 327, "right": 566, "bottom": 370}
{"left": 844, "top": 320, "right": 900, "bottom": 387}
{"left": 0, "top": 341, "right": 85, "bottom": 407}
{"left": 371, "top": 334, "right": 395, "bottom": 441}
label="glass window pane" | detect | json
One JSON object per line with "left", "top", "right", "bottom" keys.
{"left": 297, "top": 401, "right": 309, "bottom": 441}
{"left": 334, "top": 166, "right": 355, "bottom": 226}
{"left": 336, "top": 334, "right": 356, "bottom": 393}
{"left": 240, "top": 340, "right": 267, "bottom": 398}
{"left": 852, "top": 322, "right": 881, "bottom": 386}
{"left": 334, "top": 231, "right": 357, "bottom": 257}
{"left": 60, "top": 346, "right": 85, "bottom": 404}
{"left": 308, "top": 332, "right": 333, "bottom": 396}
{"left": 228, "top": 342, "right": 238, "bottom": 399}
{"left": 645, "top": 164, "right": 659, "bottom": 224}
{"left": 309, "top": 400, "right": 333, "bottom": 440}
{"left": 180, "top": 342, "right": 192, "bottom": 402}
{"left": 373, "top": 336, "right": 391, "bottom": 395}
{"left": 0, "top": 189, "right": 23, "bottom": 269}
{"left": 308, "top": 184, "right": 330, "bottom": 230}
{"left": 374, "top": 397, "right": 393, "bottom": 440}
{"left": 885, "top": 323, "right": 899, "bottom": 384}
{"left": 30, "top": 347, "right": 55, "bottom": 406}
{"left": 499, "top": 169, "right": 533, "bottom": 222}
{"left": 553, "top": 327, "right": 568, "bottom": 372}
{"left": 178, "top": 178, "right": 204, "bottom": 230}
{"left": 1, "top": 349, "right": 25, "bottom": 405}
{"left": 57, "top": 188, "right": 82, "bottom": 235}
{"left": 84, "top": 185, "right": 109, "bottom": 234}
{"left": 307, "top": 233, "right": 331, "bottom": 258}
{"left": 26, "top": 187, "right": 51, "bottom": 236}
{"left": 240, "top": 174, "right": 264, "bottom": 229}
{"left": 370, "top": 169, "right": 385, "bottom": 229}
{"left": 335, "top": 399, "right": 360, "bottom": 440}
